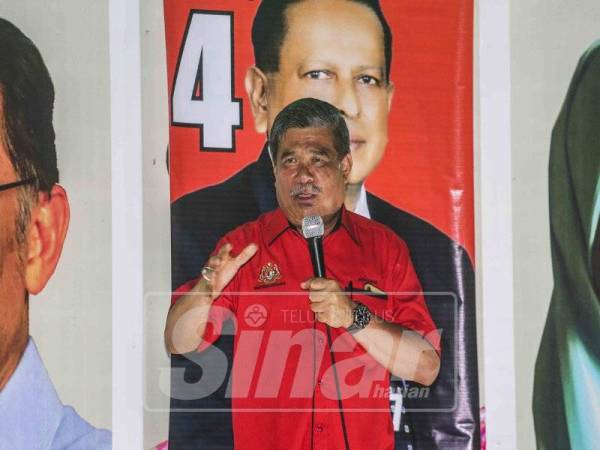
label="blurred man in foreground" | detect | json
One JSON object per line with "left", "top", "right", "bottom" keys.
{"left": 0, "top": 18, "right": 111, "bottom": 449}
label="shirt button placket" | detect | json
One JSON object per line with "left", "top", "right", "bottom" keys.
{"left": 313, "top": 422, "right": 327, "bottom": 450}
{"left": 313, "top": 327, "right": 328, "bottom": 449}
{"left": 313, "top": 375, "right": 327, "bottom": 448}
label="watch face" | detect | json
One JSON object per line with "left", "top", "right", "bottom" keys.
{"left": 354, "top": 303, "right": 372, "bottom": 329}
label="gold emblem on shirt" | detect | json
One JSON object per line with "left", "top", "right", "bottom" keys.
{"left": 258, "top": 262, "right": 281, "bottom": 284}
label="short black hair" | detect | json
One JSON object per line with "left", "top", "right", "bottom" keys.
{"left": 269, "top": 98, "right": 349, "bottom": 162}
{"left": 0, "top": 18, "right": 58, "bottom": 193}
{"left": 252, "top": 0, "right": 392, "bottom": 81}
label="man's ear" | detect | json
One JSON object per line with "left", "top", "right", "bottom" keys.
{"left": 244, "top": 66, "right": 270, "bottom": 133}
{"left": 386, "top": 81, "right": 395, "bottom": 113}
{"left": 24, "top": 184, "right": 70, "bottom": 295}
{"left": 341, "top": 152, "right": 353, "bottom": 180}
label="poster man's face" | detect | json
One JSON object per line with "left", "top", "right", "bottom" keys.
{"left": 0, "top": 87, "right": 69, "bottom": 389}
{"left": 0, "top": 139, "right": 29, "bottom": 388}
{"left": 253, "top": 0, "right": 393, "bottom": 185}
{"left": 274, "top": 127, "right": 351, "bottom": 228}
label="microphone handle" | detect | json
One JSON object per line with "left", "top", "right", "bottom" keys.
{"left": 308, "top": 236, "right": 325, "bottom": 278}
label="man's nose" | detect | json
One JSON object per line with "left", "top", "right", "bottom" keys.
{"left": 295, "top": 160, "right": 314, "bottom": 183}
{"left": 334, "top": 79, "right": 360, "bottom": 119}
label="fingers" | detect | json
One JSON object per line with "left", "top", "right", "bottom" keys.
{"left": 216, "top": 242, "right": 233, "bottom": 258}
{"left": 311, "top": 307, "right": 349, "bottom": 329}
{"left": 208, "top": 242, "right": 256, "bottom": 270}
{"left": 204, "top": 243, "right": 232, "bottom": 270}
{"left": 300, "top": 278, "right": 333, "bottom": 291}
{"left": 308, "top": 290, "right": 328, "bottom": 304}
{"left": 234, "top": 243, "right": 258, "bottom": 267}
{"left": 309, "top": 299, "right": 327, "bottom": 313}
{"left": 303, "top": 277, "right": 352, "bottom": 328}
{"left": 302, "top": 278, "right": 341, "bottom": 307}
{"left": 206, "top": 255, "right": 222, "bottom": 268}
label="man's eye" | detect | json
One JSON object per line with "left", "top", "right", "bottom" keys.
{"left": 282, "top": 157, "right": 296, "bottom": 165}
{"left": 358, "top": 75, "right": 380, "bottom": 86}
{"left": 305, "top": 70, "right": 331, "bottom": 80}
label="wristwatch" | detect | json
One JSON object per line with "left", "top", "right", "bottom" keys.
{"left": 346, "top": 303, "right": 372, "bottom": 334}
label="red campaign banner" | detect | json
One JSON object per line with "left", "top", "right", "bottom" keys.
{"left": 165, "top": 0, "right": 474, "bottom": 261}
{"left": 164, "top": 1, "right": 479, "bottom": 449}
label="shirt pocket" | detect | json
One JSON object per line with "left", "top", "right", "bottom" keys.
{"left": 343, "top": 277, "right": 391, "bottom": 321}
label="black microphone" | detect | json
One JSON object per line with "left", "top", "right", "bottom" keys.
{"left": 302, "top": 215, "right": 325, "bottom": 277}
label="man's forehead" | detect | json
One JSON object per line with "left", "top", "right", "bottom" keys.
{"left": 285, "top": 0, "right": 381, "bottom": 27}
{"left": 281, "top": 127, "right": 334, "bottom": 143}
{"left": 0, "top": 136, "right": 15, "bottom": 182}
{"left": 0, "top": 95, "right": 12, "bottom": 180}
{"left": 281, "top": 0, "right": 386, "bottom": 62}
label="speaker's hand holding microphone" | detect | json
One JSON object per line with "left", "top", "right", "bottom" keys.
{"left": 301, "top": 278, "right": 355, "bottom": 328}
{"left": 300, "top": 215, "right": 355, "bottom": 328}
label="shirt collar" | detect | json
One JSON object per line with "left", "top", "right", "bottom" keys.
{"left": 339, "top": 206, "right": 361, "bottom": 245}
{"left": 0, "top": 337, "right": 63, "bottom": 450}
{"left": 265, "top": 207, "right": 361, "bottom": 246}
{"left": 264, "top": 208, "right": 294, "bottom": 245}
{"left": 353, "top": 184, "right": 371, "bottom": 219}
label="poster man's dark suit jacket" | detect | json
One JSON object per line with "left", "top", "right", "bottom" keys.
{"left": 169, "top": 147, "right": 480, "bottom": 449}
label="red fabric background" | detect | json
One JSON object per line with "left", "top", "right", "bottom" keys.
{"left": 164, "top": 0, "right": 474, "bottom": 261}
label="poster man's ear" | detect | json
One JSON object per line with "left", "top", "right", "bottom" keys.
{"left": 341, "top": 152, "right": 353, "bottom": 180}
{"left": 24, "top": 184, "right": 70, "bottom": 295}
{"left": 244, "top": 66, "right": 270, "bottom": 133}
{"left": 386, "top": 81, "right": 395, "bottom": 113}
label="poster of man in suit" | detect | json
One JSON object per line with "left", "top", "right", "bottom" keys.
{"left": 163, "top": 1, "right": 479, "bottom": 448}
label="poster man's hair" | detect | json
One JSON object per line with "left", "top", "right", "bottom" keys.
{"left": 252, "top": 0, "right": 393, "bottom": 82}
{"left": 0, "top": 18, "right": 58, "bottom": 194}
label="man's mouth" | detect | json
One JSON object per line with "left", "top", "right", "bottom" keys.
{"left": 290, "top": 184, "right": 321, "bottom": 197}
{"left": 295, "top": 192, "right": 316, "bottom": 201}
{"left": 290, "top": 184, "right": 321, "bottom": 205}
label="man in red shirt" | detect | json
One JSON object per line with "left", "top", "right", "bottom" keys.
{"left": 165, "top": 98, "right": 440, "bottom": 449}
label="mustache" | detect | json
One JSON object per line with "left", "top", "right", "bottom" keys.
{"left": 289, "top": 183, "right": 322, "bottom": 198}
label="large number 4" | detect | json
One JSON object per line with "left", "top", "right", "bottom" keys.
{"left": 171, "top": 11, "right": 242, "bottom": 151}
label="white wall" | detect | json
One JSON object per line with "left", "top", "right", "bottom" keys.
{"left": 1, "top": 1, "right": 112, "bottom": 430}
{"left": 478, "top": 1, "right": 516, "bottom": 446}
{"left": 510, "top": 1, "right": 600, "bottom": 448}
{"left": 140, "top": 0, "right": 172, "bottom": 447}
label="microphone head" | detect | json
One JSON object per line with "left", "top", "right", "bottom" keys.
{"left": 302, "top": 215, "right": 324, "bottom": 239}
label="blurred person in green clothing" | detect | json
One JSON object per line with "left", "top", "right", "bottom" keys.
{"left": 533, "top": 40, "right": 600, "bottom": 450}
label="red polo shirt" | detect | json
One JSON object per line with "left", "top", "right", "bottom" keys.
{"left": 173, "top": 208, "right": 439, "bottom": 450}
